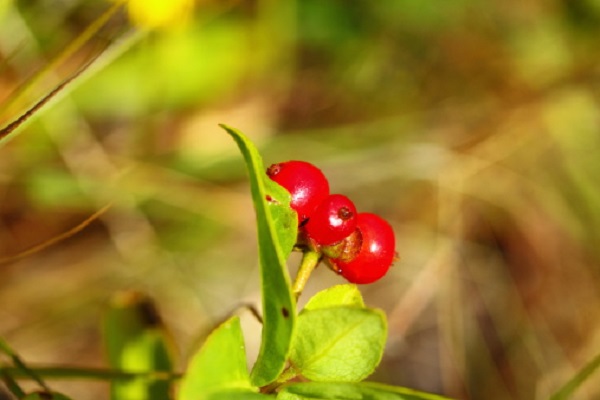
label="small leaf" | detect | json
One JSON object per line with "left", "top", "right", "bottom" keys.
{"left": 277, "top": 381, "right": 454, "bottom": 400}
{"left": 178, "top": 316, "right": 254, "bottom": 399}
{"left": 220, "top": 124, "right": 297, "bottom": 387}
{"left": 290, "top": 306, "right": 386, "bottom": 382}
{"left": 103, "top": 291, "right": 176, "bottom": 400}
{"left": 303, "top": 284, "right": 365, "bottom": 311}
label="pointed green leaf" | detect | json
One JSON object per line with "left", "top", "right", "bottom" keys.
{"left": 221, "top": 124, "right": 297, "bottom": 256}
{"left": 178, "top": 316, "right": 254, "bottom": 399}
{"left": 103, "top": 291, "right": 176, "bottom": 400}
{"left": 277, "top": 382, "right": 454, "bottom": 400}
{"left": 303, "top": 284, "right": 364, "bottom": 311}
{"left": 290, "top": 306, "right": 386, "bottom": 382}
{"left": 220, "top": 124, "right": 297, "bottom": 387}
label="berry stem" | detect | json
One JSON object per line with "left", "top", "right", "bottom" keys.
{"left": 292, "top": 250, "right": 321, "bottom": 301}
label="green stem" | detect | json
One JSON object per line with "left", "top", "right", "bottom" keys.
{"left": 292, "top": 250, "right": 321, "bottom": 301}
{"left": 0, "top": 366, "right": 182, "bottom": 382}
{"left": 0, "top": 337, "right": 50, "bottom": 391}
{"left": 1, "top": 371, "right": 25, "bottom": 398}
{"left": 549, "top": 351, "right": 600, "bottom": 400}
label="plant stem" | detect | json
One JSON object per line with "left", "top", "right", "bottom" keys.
{"left": 292, "top": 250, "right": 321, "bottom": 301}
{"left": 0, "top": 366, "right": 182, "bottom": 382}
{"left": 0, "top": 337, "right": 50, "bottom": 391}
{"left": 1, "top": 372, "right": 25, "bottom": 398}
{"left": 0, "top": 0, "right": 126, "bottom": 115}
{"left": 549, "top": 351, "right": 600, "bottom": 400}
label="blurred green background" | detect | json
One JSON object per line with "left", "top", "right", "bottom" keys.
{"left": 2, "top": 0, "right": 600, "bottom": 399}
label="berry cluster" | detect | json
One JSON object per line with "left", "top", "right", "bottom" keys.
{"left": 267, "top": 160, "right": 396, "bottom": 284}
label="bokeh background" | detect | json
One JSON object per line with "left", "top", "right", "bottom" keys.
{"left": 2, "top": 1, "right": 600, "bottom": 399}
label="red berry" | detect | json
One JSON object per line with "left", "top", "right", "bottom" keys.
{"left": 266, "top": 160, "right": 330, "bottom": 224}
{"left": 329, "top": 213, "right": 396, "bottom": 284}
{"left": 304, "top": 194, "right": 358, "bottom": 245}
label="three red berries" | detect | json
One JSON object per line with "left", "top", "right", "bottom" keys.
{"left": 267, "top": 160, "right": 396, "bottom": 284}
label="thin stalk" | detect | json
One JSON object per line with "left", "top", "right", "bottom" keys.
{"left": 1, "top": 371, "right": 25, "bottom": 398}
{"left": 1, "top": 0, "right": 126, "bottom": 114}
{"left": 0, "top": 203, "right": 112, "bottom": 265}
{"left": 292, "top": 250, "right": 321, "bottom": 301}
{"left": 0, "top": 338, "right": 50, "bottom": 391}
{"left": 0, "top": 366, "right": 182, "bottom": 382}
{"left": 0, "top": 28, "right": 144, "bottom": 145}
{"left": 549, "top": 351, "right": 600, "bottom": 400}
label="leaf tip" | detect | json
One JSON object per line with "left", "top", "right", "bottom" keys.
{"left": 218, "top": 123, "right": 234, "bottom": 133}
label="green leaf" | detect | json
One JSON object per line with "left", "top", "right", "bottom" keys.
{"left": 103, "top": 291, "right": 176, "bottom": 400}
{"left": 220, "top": 124, "right": 297, "bottom": 387}
{"left": 264, "top": 176, "right": 298, "bottom": 255}
{"left": 277, "top": 381, "right": 454, "bottom": 400}
{"left": 303, "top": 284, "right": 365, "bottom": 311}
{"left": 549, "top": 351, "right": 600, "bottom": 400}
{"left": 290, "top": 306, "right": 387, "bottom": 382}
{"left": 221, "top": 124, "right": 297, "bottom": 256}
{"left": 178, "top": 316, "right": 254, "bottom": 399}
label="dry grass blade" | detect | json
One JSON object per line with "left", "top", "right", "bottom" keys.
{"left": 0, "top": 203, "right": 112, "bottom": 265}
{"left": 0, "top": 0, "right": 126, "bottom": 115}
{"left": 0, "top": 53, "right": 99, "bottom": 143}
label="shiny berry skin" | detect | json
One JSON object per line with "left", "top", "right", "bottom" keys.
{"left": 330, "top": 213, "right": 396, "bottom": 284}
{"left": 304, "top": 194, "right": 358, "bottom": 245}
{"left": 266, "top": 160, "right": 330, "bottom": 224}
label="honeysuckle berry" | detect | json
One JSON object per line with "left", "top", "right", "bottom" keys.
{"left": 304, "top": 194, "right": 358, "bottom": 245}
{"left": 266, "top": 160, "right": 330, "bottom": 224}
{"left": 328, "top": 212, "right": 396, "bottom": 284}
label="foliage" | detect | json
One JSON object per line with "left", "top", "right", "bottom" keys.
{"left": 3, "top": 1, "right": 600, "bottom": 399}
{"left": 0, "top": 125, "right": 449, "bottom": 399}
{"left": 172, "top": 125, "right": 443, "bottom": 398}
